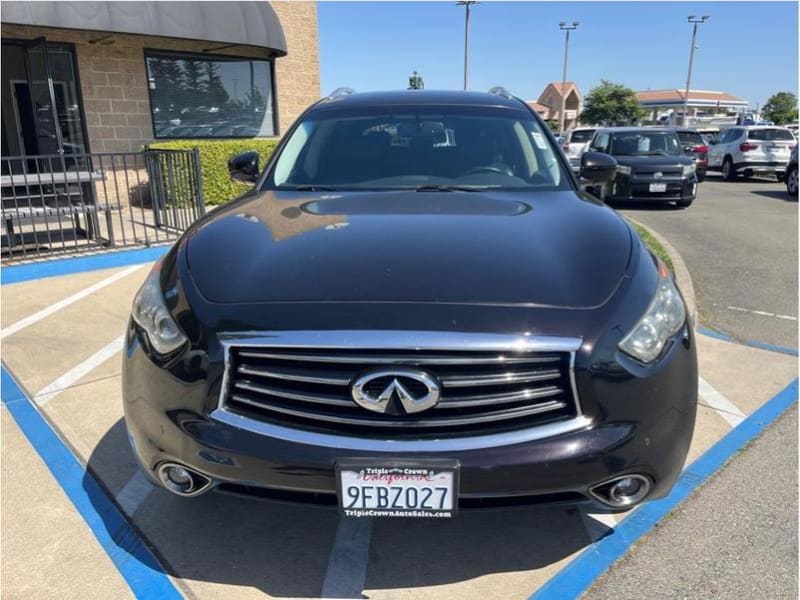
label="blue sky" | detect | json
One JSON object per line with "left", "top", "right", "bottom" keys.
{"left": 318, "top": 1, "right": 798, "bottom": 108}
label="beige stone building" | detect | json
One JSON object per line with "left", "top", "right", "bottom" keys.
{"left": 1, "top": 1, "right": 321, "bottom": 156}
{"left": 527, "top": 82, "right": 583, "bottom": 131}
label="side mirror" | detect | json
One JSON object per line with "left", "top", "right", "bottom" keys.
{"left": 580, "top": 151, "right": 618, "bottom": 183}
{"left": 228, "top": 151, "right": 260, "bottom": 183}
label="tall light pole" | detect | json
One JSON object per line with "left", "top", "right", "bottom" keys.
{"left": 683, "top": 15, "right": 709, "bottom": 126}
{"left": 558, "top": 21, "right": 579, "bottom": 134}
{"left": 457, "top": 1, "right": 478, "bottom": 90}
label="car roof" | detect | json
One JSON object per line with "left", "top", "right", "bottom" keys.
{"left": 657, "top": 127, "right": 700, "bottom": 133}
{"left": 309, "top": 90, "right": 528, "bottom": 112}
{"left": 594, "top": 127, "right": 677, "bottom": 133}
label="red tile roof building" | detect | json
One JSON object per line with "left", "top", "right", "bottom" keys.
{"left": 527, "top": 81, "right": 583, "bottom": 130}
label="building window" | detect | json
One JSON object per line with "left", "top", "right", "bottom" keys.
{"left": 145, "top": 51, "right": 276, "bottom": 139}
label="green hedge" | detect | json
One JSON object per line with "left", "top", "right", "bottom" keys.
{"left": 148, "top": 139, "right": 280, "bottom": 205}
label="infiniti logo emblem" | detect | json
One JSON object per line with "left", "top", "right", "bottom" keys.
{"left": 351, "top": 369, "right": 441, "bottom": 414}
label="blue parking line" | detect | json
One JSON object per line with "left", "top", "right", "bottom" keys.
{"left": 697, "top": 326, "right": 798, "bottom": 357}
{"left": 531, "top": 377, "right": 798, "bottom": 600}
{"left": 1, "top": 245, "right": 170, "bottom": 286}
{"left": 1, "top": 365, "right": 183, "bottom": 599}
{"left": 743, "top": 338, "right": 799, "bottom": 357}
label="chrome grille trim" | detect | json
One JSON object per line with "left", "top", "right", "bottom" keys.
{"left": 212, "top": 330, "right": 586, "bottom": 447}
{"left": 237, "top": 364, "right": 351, "bottom": 386}
{"left": 211, "top": 409, "right": 593, "bottom": 451}
{"left": 230, "top": 394, "right": 567, "bottom": 428}
{"left": 237, "top": 350, "right": 560, "bottom": 365}
{"left": 440, "top": 368, "right": 561, "bottom": 388}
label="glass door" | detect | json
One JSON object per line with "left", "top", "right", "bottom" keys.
{"left": 23, "top": 37, "right": 64, "bottom": 156}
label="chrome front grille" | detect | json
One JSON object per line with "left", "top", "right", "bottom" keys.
{"left": 217, "top": 333, "right": 582, "bottom": 439}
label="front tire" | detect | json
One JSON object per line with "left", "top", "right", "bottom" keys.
{"left": 787, "top": 166, "right": 798, "bottom": 196}
{"left": 722, "top": 157, "right": 736, "bottom": 181}
{"left": 676, "top": 198, "right": 694, "bottom": 208}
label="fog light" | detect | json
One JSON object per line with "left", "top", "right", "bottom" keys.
{"left": 157, "top": 462, "right": 212, "bottom": 497}
{"left": 609, "top": 477, "right": 646, "bottom": 504}
{"left": 589, "top": 474, "right": 652, "bottom": 508}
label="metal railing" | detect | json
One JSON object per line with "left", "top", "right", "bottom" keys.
{"left": 1, "top": 149, "right": 205, "bottom": 262}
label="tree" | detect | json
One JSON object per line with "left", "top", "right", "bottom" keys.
{"left": 762, "top": 92, "right": 798, "bottom": 124}
{"left": 580, "top": 80, "right": 646, "bottom": 126}
{"left": 408, "top": 71, "right": 424, "bottom": 90}
{"left": 204, "top": 62, "right": 230, "bottom": 107}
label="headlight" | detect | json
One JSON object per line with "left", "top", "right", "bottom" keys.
{"left": 682, "top": 163, "right": 696, "bottom": 177}
{"left": 619, "top": 264, "right": 687, "bottom": 363}
{"left": 131, "top": 262, "right": 187, "bottom": 355}
{"left": 617, "top": 165, "right": 632, "bottom": 175}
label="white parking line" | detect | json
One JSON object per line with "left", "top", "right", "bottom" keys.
{"left": 116, "top": 470, "right": 154, "bottom": 517}
{"left": 1, "top": 265, "right": 144, "bottom": 340}
{"left": 34, "top": 335, "right": 125, "bottom": 406}
{"left": 727, "top": 305, "right": 797, "bottom": 321}
{"left": 698, "top": 376, "right": 746, "bottom": 427}
{"left": 580, "top": 509, "right": 619, "bottom": 542}
{"left": 320, "top": 517, "right": 373, "bottom": 599}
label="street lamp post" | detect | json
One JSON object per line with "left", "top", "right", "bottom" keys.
{"left": 457, "top": 1, "right": 478, "bottom": 90}
{"left": 683, "top": 15, "right": 709, "bottom": 127}
{"left": 558, "top": 21, "right": 579, "bottom": 134}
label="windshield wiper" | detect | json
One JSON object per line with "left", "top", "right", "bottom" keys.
{"left": 289, "top": 185, "right": 338, "bottom": 191}
{"left": 415, "top": 185, "right": 496, "bottom": 192}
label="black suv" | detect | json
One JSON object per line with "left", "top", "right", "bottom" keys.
{"left": 587, "top": 127, "right": 698, "bottom": 207}
{"left": 123, "top": 90, "right": 697, "bottom": 517}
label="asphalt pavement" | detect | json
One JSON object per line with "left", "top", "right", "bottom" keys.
{"left": 616, "top": 172, "right": 798, "bottom": 350}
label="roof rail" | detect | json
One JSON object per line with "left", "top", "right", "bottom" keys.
{"left": 488, "top": 86, "right": 513, "bottom": 99}
{"left": 323, "top": 87, "right": 355, "bottom": 102}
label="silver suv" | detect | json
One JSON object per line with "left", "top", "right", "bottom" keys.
{"left": 708, "top": 126, "right": 795, "bottom": 180}
{"left": 561, "top": 127, "right": 596, "bottom": 172}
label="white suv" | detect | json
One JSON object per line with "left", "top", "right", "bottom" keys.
{"left": 561, "top": 127, "right": 596, "bottom": 172}
{"left": 708, "top": 126, "right": 795, "bottom": 181}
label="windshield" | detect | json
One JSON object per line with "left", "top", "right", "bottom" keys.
{"left": 570, "top": 129, "right": 595, "bottom": 143}
{"left": 609, "top": 131, "right": 681, "bottom": 156}
{"left": 748, "top": 128, "right": 795, "bottom": 141}
{"left": 676, "top": 131, "right": 705, "bottom": 146}
{"left": 268, "top": 107, "right": 567, "bottom": 191}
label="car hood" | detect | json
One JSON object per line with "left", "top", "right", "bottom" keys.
{"left": 184, "top": 190, "right": 632, "bottom": 308}
{"left": 613, "top": 154, "right": 694, "bottom": 167}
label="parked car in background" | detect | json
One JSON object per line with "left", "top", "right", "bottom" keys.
{"left": 786, "top": 145, "right": 798, "bottom": 196}
{"left": 662, "top": 127, "right": 708, "bottom": 182}
{"left": 785, "top": 123, "right": 798, "bottom": 139}
{"left": 695, "top": 128, "right": 719, "bottom": 146}
{"left": 561, "top": 127, "right": 596, "bottom": 171}
{"left": 123, "top": 90, "right": 697, "bottom": 516}
{"left": 586, "top": 127, "right": 697, "bottom": 207}
{"left": 708, "top": 126, "right": 795, "bottom": 181}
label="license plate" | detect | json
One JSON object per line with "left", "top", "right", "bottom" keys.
{"left": 336, "top": 460, "right": 459, "bottom": 518}
{"left": 649, "top": 183, "right": 667, "bottom": 192}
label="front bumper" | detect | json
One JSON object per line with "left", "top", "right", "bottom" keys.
{"left": 606, "top": 174, "right": 697, "bottom": 202}
{"left": 122, "top": 322, "right": 698, "bottom": 510}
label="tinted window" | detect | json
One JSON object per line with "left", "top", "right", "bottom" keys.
{"left": 269, "top": 107, "right": 568, "bottom": 191}
{"left": 609, "top": 131, "right": 681, "bottom": 156}
{"left": 592, "top": 132, "right": 610, "bottom": 152}
{"left": 570, "top": 129, "right": 595, "bottom": 143}
{"left": 676, "top": 131, "right": 705, "bottom": 145}
{"left": 748, "top": 128, "right": 795, "bottom": 141}
{"left": 146, "top": 52, "right": 275, "bottom": 139}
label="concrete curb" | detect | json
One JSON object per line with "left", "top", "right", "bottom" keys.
{"left": 628, "top": 216, "right": 698, "bottom": 326}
